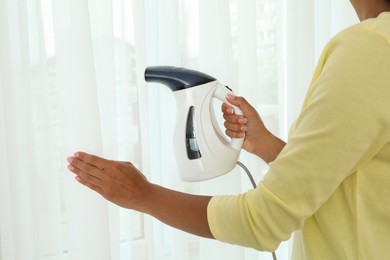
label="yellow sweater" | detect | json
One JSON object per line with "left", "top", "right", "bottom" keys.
{"left": 208, "top": 12, "right": 390, "bottom": 259}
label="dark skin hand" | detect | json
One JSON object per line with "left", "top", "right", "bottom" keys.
{"left": 223, "top": 95, "right": 286, "bottom": 164}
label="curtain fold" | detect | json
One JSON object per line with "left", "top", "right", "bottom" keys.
{"left": 51, "top": 1, "right": 112, "bottom": 259}
{"left": 1, "top": 0, "right": 42, "bottom": 259}
{"left": 0, "top": 0, "right": 358, "bottom": 259}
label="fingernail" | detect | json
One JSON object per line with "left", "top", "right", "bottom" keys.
{"left": 67, "top": 157, "right": 73, "bottom": 163}
{"left": 67, "top": 165, "right": 74, "bottom": 171}
{"left": 75, "top": 176, "right": 84, "bottom": 183}
{"left": 74, "top": 152, "right": 80, "bottom": 158}
{"left": 241, "top": 126, "right": 247, "bottom": 131}
{"left": 228, "top": 108, "right": 234, "bottom": 114}
{"left": 238, "top": 118, "right": 247, "bottom": 124}
{"left": 226, "top": 94, "right": 235, "bottom": 100}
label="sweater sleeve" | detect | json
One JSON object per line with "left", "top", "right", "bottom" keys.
{"left": 207, "top": 24, "right": 390, "bottom": 251}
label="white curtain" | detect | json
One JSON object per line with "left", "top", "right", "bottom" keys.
{"left": 0, "top": 0, "right": 358, "bottom": 260}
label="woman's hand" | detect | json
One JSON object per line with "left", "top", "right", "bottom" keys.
{"left": 67, "top": 152, "right": 151, "bottom": 210}
{"left": 223, "top": 95, "right": 269, "bottom": 154}
{"left": 223, "top": 95, "right": 286, "bottom": 164}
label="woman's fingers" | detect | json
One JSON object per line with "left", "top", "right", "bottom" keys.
{"left": 222, "top": 101, "right": 248, "bottom": 139}
{"left": 225, "top": 129, "right": 245, "bottom": 138}
{"left": 74, "top": 175, "right": 104, "bottom": 194}
{"left": 67, "top": 156, "right": 101, "bottom": 175}
{"left": 221, "top": 103, "right": 234, "bottom": 114}
{"left": 67, "top": 152, "right": 112, "bottom": 188}
{"left": 223, "top": 113, "right": 247, "bottom": 124}
{"left": 74, "top": 151, "right": 109, "bottom": 170}
{"left": 224, "top": 119, "right": 246, "bottom": 132}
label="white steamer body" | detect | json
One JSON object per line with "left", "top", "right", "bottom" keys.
{"left": 173, "top": 81, "right": 242, "bottom": 181}
{"left": 145, "top": 66, "right": 244, "bottom": 182}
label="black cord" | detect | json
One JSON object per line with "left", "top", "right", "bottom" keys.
{"left": 237, "top": 161, "right": 277, "bottom": 260}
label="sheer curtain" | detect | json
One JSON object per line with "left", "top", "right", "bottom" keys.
{"left": 0, "top": 0, "right": 357, "bottom": 260}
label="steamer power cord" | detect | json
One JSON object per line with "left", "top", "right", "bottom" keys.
{"left": 237, "top": 161, "right": 278, "bottom": 260}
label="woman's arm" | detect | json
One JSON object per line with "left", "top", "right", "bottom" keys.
{"left": 67, "top": 152, "right": 214, "bottom": 239}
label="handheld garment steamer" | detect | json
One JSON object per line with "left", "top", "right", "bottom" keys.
{"left": 145, "top": 66, "right": 244, "bottom": 182}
